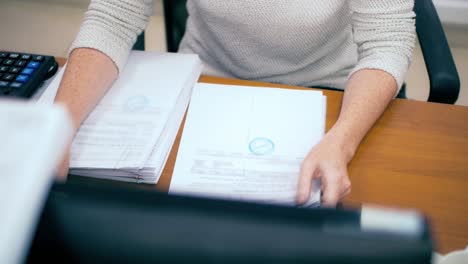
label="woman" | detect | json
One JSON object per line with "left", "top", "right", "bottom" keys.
{"left": 55, "top": 0, "right": 416, "bottom": 207}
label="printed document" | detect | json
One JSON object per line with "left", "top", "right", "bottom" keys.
{"left": 38, "top": 51, "right": 202, "bottom": 183}
{"left": 170, "top": 83, "right": 326, "bottom": 207}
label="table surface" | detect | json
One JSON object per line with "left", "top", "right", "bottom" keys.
{"left": 56, "top": 58, "right": 468, "bottom": 254}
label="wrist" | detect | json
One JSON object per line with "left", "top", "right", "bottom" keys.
{"left": 325, "top": 125, "right": 359, "bottom": 163}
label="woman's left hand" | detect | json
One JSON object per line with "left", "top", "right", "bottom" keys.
{"left": 295, "top": 131, "right": 353, "bottom": 207}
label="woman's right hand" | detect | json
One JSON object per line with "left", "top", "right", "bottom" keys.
{"left": 52, "top": 48, "right": 119, "bottom": 181}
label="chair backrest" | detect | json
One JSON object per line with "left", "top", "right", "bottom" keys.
{"left": 163, "top": 0, "right": 188, "bottom": 52}
{"left": 133, "top": 0, "right": 187, "bottom": 51}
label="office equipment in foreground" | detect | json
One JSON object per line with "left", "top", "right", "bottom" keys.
{"left": 39, "top": 51, "right": 202, "bottom": 183}
{"left": 28, "top": 183, "right": 433, "bottom": 263}
{"left": 0, "top": 100, "right": 72, "bottom": 264}
{"left": 170, "top": 83, "right": 326, "bottom": 206}
{"left": 0, "top": 51, "right": 58, "bottom": 98}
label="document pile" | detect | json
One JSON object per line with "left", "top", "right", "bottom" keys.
{"left": 39, "top": 51, "right": 202, "bottom": 183}
{"left": 170, "top": 83, "right": 326, "bottom": 207}
{"left": 0, "top": 100, "right": 71, "bottom": 264}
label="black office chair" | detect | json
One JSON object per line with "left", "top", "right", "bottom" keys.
{"left": 133, "top": 31, "right": 145, "bottom": 51}
{"left": 142, "top": 0, "right": 460, "bottom": 104}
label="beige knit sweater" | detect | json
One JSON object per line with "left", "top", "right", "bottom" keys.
{"left": 71, "top": 0, "right": 416, "bottom": 90}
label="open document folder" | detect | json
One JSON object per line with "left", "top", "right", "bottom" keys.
{"left": 169, "top": 83, "right": 326, "bottom": 207}
{"left": 39, "top": 51, "right": 202, "bottom": 183}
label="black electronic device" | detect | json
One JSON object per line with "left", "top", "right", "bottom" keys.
{"left": 27, "top": 183, "right": 433, "bottom": 264}
{"left": 0, "top": 51, "right": 58, "bottom": 98}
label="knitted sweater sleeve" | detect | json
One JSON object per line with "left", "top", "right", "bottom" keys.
{"left": 348, "top": 0, "right": 416, "bottom": 92}
{"left": 69, "top": 0, "right": 152, "bottom": 73}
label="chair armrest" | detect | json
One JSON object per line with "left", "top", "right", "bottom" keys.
{"left": 415, "top": 0, "right": 460, "bottom": 104}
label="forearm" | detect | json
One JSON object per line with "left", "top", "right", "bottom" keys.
{"left": 54, "top": 48, "right": 118, "bottom": 131}
{"left": 297, "top": 0, "right": 414, "bottom": 205}
{"left": 327, "top": 69, "right": 397, "bottom": 161}
{"left": 340, "top": 0, "right": 415, "bottom": 154}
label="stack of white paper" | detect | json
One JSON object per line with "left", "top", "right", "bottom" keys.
{"left": 170, "top": 83, "right": 326, "bottom": 207}
{"left": 0, "top": 100, "right": 72, "bottom": 264}
{"left": 39, "top": 51, "right": 202, "bottom": 183}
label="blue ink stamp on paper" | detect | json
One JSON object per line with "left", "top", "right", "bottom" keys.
{"left": 124, "top": 95, "right": 150, "bottom": 112}
{"left": 249, "top": 137, "right": 275, "bottom": 156}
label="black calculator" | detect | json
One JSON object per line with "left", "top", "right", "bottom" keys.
{"left": 0, "top": 51, "right": 58, "bottom": 98}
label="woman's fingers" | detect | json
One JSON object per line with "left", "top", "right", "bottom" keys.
{"left": 296, "top": 161, "right": 319, "bottom": 204}
{"left": 322, "top": 168, "right": 351, "bottom": 207}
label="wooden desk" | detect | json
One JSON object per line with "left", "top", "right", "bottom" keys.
{"left": 56, "top": 58, "right": 468, "bottom": 253}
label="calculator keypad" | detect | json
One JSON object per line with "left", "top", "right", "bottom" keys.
{"left": 0, "top": 51, "right": 42, "bottom": 94}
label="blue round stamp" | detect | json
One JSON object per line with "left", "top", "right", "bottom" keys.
{"left": 249, "top": 137, "right": 275, "bottom": 156}
{"left": 124, "top": 95, "right": 150, "bottom": 112}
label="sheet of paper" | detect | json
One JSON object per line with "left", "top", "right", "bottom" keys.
{"left": 170, "top": 83, "right": 326, "bottom": 207}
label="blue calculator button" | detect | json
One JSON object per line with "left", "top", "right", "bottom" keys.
{"left": 16, "top": 75, "right": 29, "bottom": 83}
{"left": 27, "top": 61, "right": 40, "bottom": 69}
{"left": 21, "top": 68, "right": 34, "bottom": 75}
{"left": 10, "top": 82, "right": 22, "bottom": 88}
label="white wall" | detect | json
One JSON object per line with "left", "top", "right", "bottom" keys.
{"left": 433, "top": 0, "right": 468, "bottom": 26}
{"left": 0, "top": 0, "right": 166, "bottom": 56}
